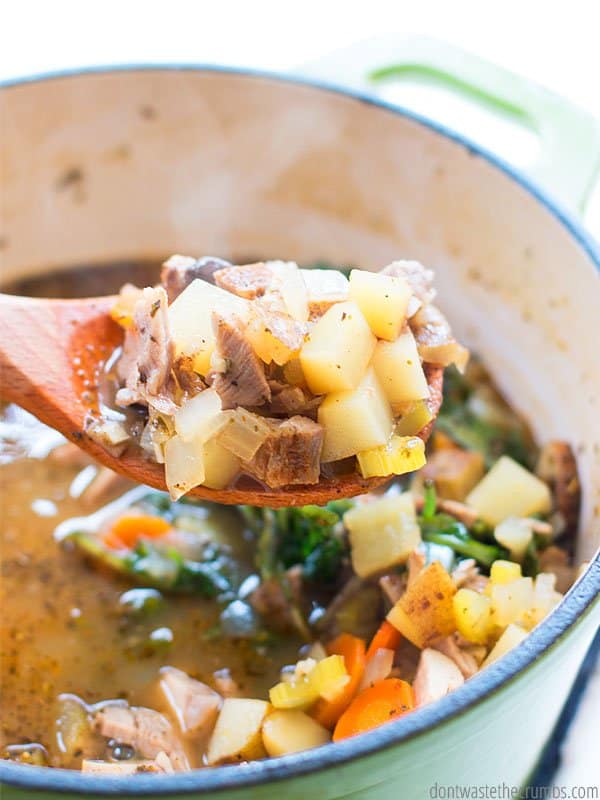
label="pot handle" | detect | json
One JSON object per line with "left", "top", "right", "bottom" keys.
{"left": 297, "top": 36, "right": 600, "bottom": 214}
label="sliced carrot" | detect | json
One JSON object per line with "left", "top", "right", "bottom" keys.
{"left": 366, "top": 620, "right": 401, "bottom": 660}
{"left": 311, "top": 634, "right": 366, "bottom": 730}
{"left": 103, "top": 514, "right": 171, "bottom": 550}
{"left": 332, "top": 678, "right": 414, "bottom": 741}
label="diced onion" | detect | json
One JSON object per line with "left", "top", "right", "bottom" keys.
{"left": 217, "top": 409, "right": 272, "bottom": 462}
{"left": 269, "top": 261, "right": 309, "bottom": 322}
{"left": 140, "top": 413, "right": 174, "bottom": 464}
{"left": 358, "top": 648, "right": 394, "bottom": 692}
{"left": 174, "top": 389, "right": 224, "bottom": 443}
{"left": 164, "top": 434, "right": 206, "bottom": 500}
{"left": 86, "top": 419, "right": 130, "bottom": 455}
{"left": 418, "top": 340, "right": 470, "bottom": 372}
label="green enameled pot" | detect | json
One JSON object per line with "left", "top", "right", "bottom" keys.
{"left": 1, "top": 37, "right": 599, "bottom": 800}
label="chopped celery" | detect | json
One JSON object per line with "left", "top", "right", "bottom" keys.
{"left": 394, "top": 400, "right": 433, "bottom": 436}
{"left": 357, "top": 435, "right": 426, "bottom": 478}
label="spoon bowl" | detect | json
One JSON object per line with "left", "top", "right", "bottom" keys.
{"left": 0, "top": 292, "right": 443, "bottom": 507}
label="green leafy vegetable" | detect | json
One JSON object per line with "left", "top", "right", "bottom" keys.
{"left": 419, "top": 514, "right": 508, "bottom": 569}
{"left": 419, "top": 483, "right": 507, "bottom": 569}
{"left": 67, "top": 532, "right": 235, "bottom": 597}
{"left": 438, "top": 365, "right": 535, "bottom": 468}
{"left": 241, "top": 501, "right": 352, "bottom": 583}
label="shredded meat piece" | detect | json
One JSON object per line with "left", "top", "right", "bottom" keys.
{"left": 382, "top": 260, "right": 436, "bottom": 306}
{"left": 413, "top": 648, "right": 464, "bottom": 707}
{"left": 380, "top": 573, "right": 407, "bottom": 606}
{"left": 267, "top": 383, "right": 321, "bottom": 417}
{"left": 210, "top": 313, "right": 271, "bottom": 409}
{"left": 243, "top": 415, "right": 323, "bottom": 487}
{"left": 81, "top": 757, "right": 174, "bottom": 775}
{"left": 407, "top": 550, "right": 426, "bottom": 586}
{"left": 539, "top": 545, "right": 575, "bottom": 593}
{"left": 94, "top": 704, "right": 188, "bottom": 771}
{"left": 451, "top": 559, "right": 489, "bottom": 593}
{"left": 536, "top": 441, "right": 580, "bottom": 541}
{"left": 116, "top": 287, "right": 176, "bottom": 415}
{"left": 172, "top": 354, "right": 206, "bottom": 397}
{"left": 212, "top": 669, "right": 242, "bottom": 698}
{"left": 414, "top": 495, "right": 480, "bottom": 527}
{"left": 161, "top": 254, "right": 230, "bottom": 302}
{"left": 159, "top": 667, "right": 221, "bottom": 740}
{"left": 249, "top": 566, "right": 304, "bottom": 632}
{"left": 409, "top": 304, "right": 469, "bottom": 371}
{"left": 213, "top": 262, "right": 274, "bottom": 299}
{"left": 433, "top": 633, "right": 480, "bottom": 678}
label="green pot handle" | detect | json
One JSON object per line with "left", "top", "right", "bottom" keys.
{"left": 297, "top": 36, "right": 600, "bottom": 214}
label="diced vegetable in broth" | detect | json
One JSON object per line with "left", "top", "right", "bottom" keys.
{"left": 174, "top": 389, "right": 224, "bottom": 442}
{"left": 262, "top": 710, "right": 330, "bottom": 756}
{"left": 348, "top": 269, "right": 412, "bottom": 341}
{"left": 357, "top": 435, "right": 426, "bottom": 479}
{"left": 202, "top": 438, "right": 240, "bottom": 490}
{"left": 300, "top": 301, "right": 376, "bottom": 394}
{"left": 318, "top": 368, "right": 394, "bottom": 462}
{"left": 394, "top": 400, "right": 433, "bottom": 436}
{"left": 371, "top": 329, "right": 429, "bottom": 404}
{"left": 206, "top": 699, "right": 269, "bottom": 765}
{"left": 168, "top": 279, "right": 250, "bottom": 376}
{"left": 387, "top": 562, "right": 457, "bottom": 648}
{"left": 345, "top": 493, "right": 420, "bottom": 578}
{"left": 481, "top": 624, "right": 528, "bottom": 667}
{"left": 467, "top": 456, "right": 552, "bottom": 525}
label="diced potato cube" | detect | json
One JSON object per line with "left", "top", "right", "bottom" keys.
{"left": 300, "top": 269, "right": 349, "bottom": 317}
{"left": 300, "top": 301, "right": 376, "bottom": 394}
{"left": 357, "top": 435, "right": 426, "bottom": 478}
{"left": 246, "top": 311, "right": 306, "bottom": 366}
{"left": 164, "top": 434, "right": 205, "bottom": 500}
{"left": 318, "top": 368, "right": 394, "bottom": 462}
{"left": 453, "top": 588, "right": 493, "bottom": 644}
{"left": 421, "top": 448, "right": 485, "bottom": 502}
{"left": 206, "top": 698, "right": 269, "bottom": 765}
{"left": 394, "top": 400, "right": 433, "bottom": 436}
{"left": 345, "top": 493, "right": 420, "bottom": 578}
{"left": 387, "top": 562, "right": 457, "bottom": 648}
{"left": 490, "top": 560, "right": 522, "bottom": 585}
{"left": 168, "top": 279, "right": 250, "bottom": 376}
{"left": 348, "top": 269, "right": 412, "bottom": 341}
{"left": 466, "top": 456, "right": 552, "bottom": 526}
{"left": 174, "top": 389, "right": 223, "bottom": 442}
{"left": 262, "top": 710, "right": 330, "bottom": 757}
{"left": 481, "top": 623, "right": 527, "bottom": 668}
{"left": 371, "top": 330, "right": 429, "bottom": 405}
{"left": 490, "top": 577, "right": 534, "bottom": 628}
{"left": 493, "top": 518, "right": 533, "bottom": 562}
{"left": 202, "top": 438, "right": 240, "bottom": 490}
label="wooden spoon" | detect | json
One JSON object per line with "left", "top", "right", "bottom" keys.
{"left": 0, "top": 293, "right": 443, "bottom": 507}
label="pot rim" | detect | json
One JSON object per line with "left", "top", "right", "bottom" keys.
{"left": 1, "top": 63, "right": 599, "bottom": 797}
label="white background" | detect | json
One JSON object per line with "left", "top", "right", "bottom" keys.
{"left": 2, "top": 0, "right": 598, "bottom": 791}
